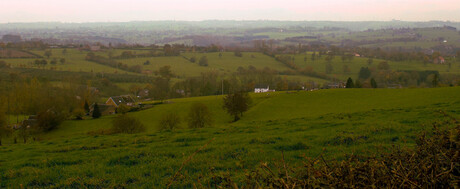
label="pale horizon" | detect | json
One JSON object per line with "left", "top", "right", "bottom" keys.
{"left": 1, "top": 0, "right": 459, "bottom": 23}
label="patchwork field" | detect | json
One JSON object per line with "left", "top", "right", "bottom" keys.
{"left": 0, "top": 50, "right": 38, "bottom": 58}
{"left": 1, "top": 87, "right": 459, "bottom": 188}
{"left": 2, "top": 48, "right": 459, "bottom": 86}
{"left": 291, "top": 52, "right": 460, "bottom": 80}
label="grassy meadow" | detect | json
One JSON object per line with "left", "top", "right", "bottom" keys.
{"left": 2, "top": 48, "right": 459, "bottom": 86}
{"left": 1, "top": 87, "right": 459, "bottom": 188}
{"left": 291, "top": 52, "right": 460, "bottom": 80}
{"left": 3, "top": 49, "right": 129, "bottom": 74}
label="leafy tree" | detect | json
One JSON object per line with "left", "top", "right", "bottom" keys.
{"left": 129, "top": 84, "right": 143, "bottom": 96}
{"left": 188, "top": 103, "right": 212, "bottom": 128}
{"left": 16, "top": 123, "right": 29, "bottom": 144}
{"left": 112, "top": 114, "right": 145, "bottom": 134}
{"left": 50, "top": 58, "right": 57, "bottom": 65}
{"left": 37, "top": 109, "right": 65, "bottom": 132}
{"left": 34, "top": 59, "right": 40, "bottom": 66}
{"left": 92, "top": 103, "right": 101, "bottom": 119}
{"left": 190, "top": 56, "right": 196, "bottom": 63}
{"left": 355, "top": 80, "right": 362, "bottom": 88}
{"left": 159, "top": 112, "right": 181, "bottom": 130}
{"left": 60, "top": 58, "right": 66, "bottom": 64}
{"left": 44, "top": 50, "right": 52, "bottom": 58}
{"left": 152, "top": 77, "right": 170, "bottom": 102}
{"left": 223, "top": 91, "right": 252, "bottom": 122}
{"left": 84, "top": 100, "right": 90, "bottom": 113}
{"left": 234, "top": 50, "right": 243, "bottom": 57}
{"left": 371, "top": 78, "right": 378, "bottom": 88}
{"left": 36, "top": 59, "right": 47, "bottom": 67}
{"left": 358, "top": 67, "right": 372, "bottom": 79}
{"left": 432, "top": 74, "right": 439, "bottom": 87}
{"left": 0, "top": 111, "right": 11, "bottom": 146}
{"left": 198, "top": 56, "right": 208, "bottom": 66}
{"left": 311, "top": 52, "right": 316, "bottom": 61}
{"left": 346, "top": 77, "right": 354, "bottom": 88}
{"left": 143, "top": 60, "right": 150, "bottom": 65}
{"left": 62, "top": 48, "right": 67, "bottom": 55}
{"left": 158, "top": 65, "right": 173, "bottom": 79}
{"left": 367, "top": 58, "right": 373, "bottom": 65}
{"left": 378, "top": 61, "right": 390, "bottom": 70}
{"left": 73, "top": 108, "right": 85, "bottom": 120}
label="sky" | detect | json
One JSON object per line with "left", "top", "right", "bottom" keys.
{"left": 0, "top": 0, "right": 459, "bottom": 23}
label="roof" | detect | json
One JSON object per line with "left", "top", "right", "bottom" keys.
{"left": 108, "top": 95, "right": 135, "bottom": 106}
{"left": 92, "top": 103, "right": 115, "bottom": 111}
{"left": 90, "top": 103, "right": 116, "bottom": 115}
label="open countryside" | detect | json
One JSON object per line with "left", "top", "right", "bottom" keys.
{"left": 0, "top": 1, "right": 459, "bottom": 188}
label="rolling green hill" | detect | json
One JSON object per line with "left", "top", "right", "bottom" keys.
{"left": 1, "top": 87, "right": 459, "bottom": 187}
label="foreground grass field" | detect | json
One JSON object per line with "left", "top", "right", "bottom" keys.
{"left": 0, "top": 87, "right": 459, "bottom": 187}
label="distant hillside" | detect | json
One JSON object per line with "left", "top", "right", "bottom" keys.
{"left": 1, "top": 21, "right": 459, "bottom": 45}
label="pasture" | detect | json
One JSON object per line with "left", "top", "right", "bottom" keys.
{"left": 291, "top": 52, "right": 460, "bottom": 80}
{"left": 1, "top": 87, "right": 459, "bottom": 187}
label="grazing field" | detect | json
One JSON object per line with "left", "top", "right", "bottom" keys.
{"left": 1, "top": 87, "right": 459, "bottom": 188}
{"left": 0, "top": 50, "right": 38, "bottom": 58}
{"left": 2, "top": 48, "right": 459, "bottom": 85}
{"left": 117, "top": 52, "right": 292, "bottom": 77}
{"left": 3, "top": 49, "right": 129, "bottom": 74}
{"left": 291, "top": 52, "right": 460, "bottom": 80}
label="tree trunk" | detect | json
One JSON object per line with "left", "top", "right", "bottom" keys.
{"left": 0, "top": 138, "right": 2, "bottom": 146}
{"left": 234, "top": 115, "right": 240, "bottom": 122}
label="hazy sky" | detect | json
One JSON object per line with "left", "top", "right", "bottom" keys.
{"left": 1, "top": 0, "right": 459, "bottom": 23}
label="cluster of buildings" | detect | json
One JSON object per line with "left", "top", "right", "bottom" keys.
{"left": 90, "top": 95, "right": 136, "bottom": 116}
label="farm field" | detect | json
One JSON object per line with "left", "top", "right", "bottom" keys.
{"left": 3, "top": 49, "right": 129, "bottom": 74}
{"left": 0, "top": 49, "right": 38, "bottom": 58}
{"left": 1, "top": 87, "right": 459, "bottom": 188}
{"left": 291, "top": 52, "right": 460, "bottom": 80}
{"left": 2, "top": 48, "right": 459, "bottom": 86}
{"left": 117, "top": 52, "right": 293, "bottom": 77}
{"left": 1, "top": 49, "right": 332, "bottom": 83}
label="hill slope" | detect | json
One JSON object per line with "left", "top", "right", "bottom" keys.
{"left": 0, "top": 87, "right": 459, "bottom": 188}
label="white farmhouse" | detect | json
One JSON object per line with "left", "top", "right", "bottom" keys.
{"left": 254, "top": 84, "right": 274, "bottom": 93}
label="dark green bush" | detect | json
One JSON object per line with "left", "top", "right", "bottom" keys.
{"left": 112, "top": 115, "right": 145, "bottom": 134}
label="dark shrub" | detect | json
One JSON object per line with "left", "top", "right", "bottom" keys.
{"left": 112, "top": 115, "right": 145, "bottom": 134}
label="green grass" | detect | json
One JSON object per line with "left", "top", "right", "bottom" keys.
{"left": 3, "top": 48, "right": 458, "bottom": 85}
{"left": 4, "top": 49, "right": 133, "bottom": 74}
{"left": 117, "top": 52, "right": 292, "bottom": 77}
{"left": 291, "top": 52, "right": 460, "bottom": 80}
{"left": 1, "top": 87, "right": 459, "bottom": 187}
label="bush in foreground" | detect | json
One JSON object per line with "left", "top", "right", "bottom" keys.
{"left": 159, "top": 112, "right": 181, "bottom": 131}
{"left": 188, "top": 103, "right": 212, "bottom": 128}
{"left": 37, "top": 109, "right": 65, "bottom": 132}
{"left": 204, "top": 122, "right": 459, "bottom": 188}
{"left": 112, "top": 114, "right": 145, "bottom": 134}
